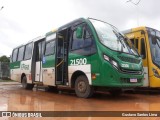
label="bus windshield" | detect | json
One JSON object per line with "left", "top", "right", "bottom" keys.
{"left": 148, "top": 28, "right": 160, "bottom": 68}
{"left": 90, "top": 19, "right": 138, "bottom": 55}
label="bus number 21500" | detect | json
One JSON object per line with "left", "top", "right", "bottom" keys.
{"left": 70, "top": 58, "right": 87, "bottom": 66}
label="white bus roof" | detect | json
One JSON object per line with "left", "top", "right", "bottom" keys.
{"left": 13, "top": 35, "right": 45, "bottom": 50}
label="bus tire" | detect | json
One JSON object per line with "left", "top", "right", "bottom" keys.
{"left": 75, "top": 75, "right": 94, "bottom": 98}
{"left": 22, "top": 76, "right": 34, "bottom": 90}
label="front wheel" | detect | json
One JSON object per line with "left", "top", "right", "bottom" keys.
{"left": 22, "top": 76, "right": 34, "bottom": 90}
{"left": 75, "top": 75, "right": 94, "bottom": 98}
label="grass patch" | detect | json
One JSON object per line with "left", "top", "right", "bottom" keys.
{"left": 0, "top": 79, "right": 16, "bottom": 82}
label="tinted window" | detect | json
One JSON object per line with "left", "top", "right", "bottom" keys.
{"left": 12, "top": 49, "right": 18, "bottom": 62}
{"left": 17, "top": 46, "right": 25, "bottom": 61}
{"left": 130, "top": 39, "right": 134, "bottom": 44}
{"left": 141, "top": 38, "right": 146, "bottom": 59}
{"left": 84, "top": 30, "right": 92, "bottom": 47}
{"left": 71, "top": 26, "right": 92, "bottom": 50}
{"left": 45, "top": 41, "right": 55, "bottom": 56}
{"left": 135, "top": 39, "right": 138, "bottom": 49}
{"left": 24, "top": 43, "right": 33, "bottom": 60}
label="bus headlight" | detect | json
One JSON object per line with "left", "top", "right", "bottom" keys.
{"left": 152, "top": 68, "right": 160, "bottom": 78}
{"left": 103, "top": 54, "right": 110, "bottom": 61}
{"left": 111, "top": 60, "right": 118, "bottom": 68}
{"left": 103, "top": 54, "right": 118, "bottom": 68}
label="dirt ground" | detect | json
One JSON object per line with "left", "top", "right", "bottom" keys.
{"left": 0, "top": 82, "right": 160, "bottom": 120}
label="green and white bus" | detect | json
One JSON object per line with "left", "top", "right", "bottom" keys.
{"left": 10, "top": 18, "right": 144, "bottom": 98}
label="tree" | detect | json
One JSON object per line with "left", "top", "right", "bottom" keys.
{"left": 0, "top": 55, "right": 10, "bottom": 62}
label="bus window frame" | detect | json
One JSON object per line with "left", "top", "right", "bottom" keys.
{"left": 70, "top": 23, "right": 93, "bottom": 51}
{"left": 17, "top": 45, "right": 25, "bottom": 61}
{"left": 147, "top": 29, "right": 160, "bottom": 68}
{"left": 24, "top": 42, "right": 33, "bottom": 60}
{"left": 12, "top": 48, "right": 18, "bottom": 62}
{"left": 44, "top": 40, "right": 56, "bottom": 56}
{"left": 140, "top": 38, "right": 146, "bottom": 59}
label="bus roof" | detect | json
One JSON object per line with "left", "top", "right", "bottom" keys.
{"left": 122, "top": 26, "right": 147, "bottom": 34}
{"left": 58, "top": 18, "right": 85, "bottom": 31}
{"left": 122, "top": 26, "right": 160, "bottom": 35}
{"left": 46, "top": 29, "right": 57, "bottom": 36}
{"left": 46, "top": 17, "right": 118, "bottom": 36}
{"left": 12, "top": 35, "right": 45, "bottom": 50}
{"left": 45, "top": 18, "right": 86, "bottom": 36}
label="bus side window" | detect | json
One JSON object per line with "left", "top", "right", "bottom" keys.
{"left": 45, "top": 41, "right": 55, "bottom": 56}
{"left": 24, "top": 43, "right": 33, "bottom": 60}
{"left": 71, "top": 28, "right": 83, "bottom": 50}
{"left": 130, "top": 39, "right": 134, "bottom": 45}
{"left": 130, "top": 38, "right": 138, "bottom": 50}
{"left": 83, "top": 28, "right": 92, "bottom": 48}
{"left": 135, "top": 39, "right": 138, "bottom": 49}
{"left": 12, "top": 48, "right": 18, "bottom": 62}
{"left": 141, "top": 38, "right": 146, "bottom": 59}
{"left": 17, "top": 46, "right": 25, "bottom": 61}
{"left": 71, "top": 26, "right": 92, "bottom": 50}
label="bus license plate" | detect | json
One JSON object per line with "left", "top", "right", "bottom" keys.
{"left": 130, "top": 78, "right": 137, "bottom": 83}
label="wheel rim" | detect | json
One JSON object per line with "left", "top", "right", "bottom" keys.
{"left": 77, "top": 81, "right": 87, "bottom": 93}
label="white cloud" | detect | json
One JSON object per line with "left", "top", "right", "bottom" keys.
{"left": 0, "top": 0, "right": 160, "bottom": 56}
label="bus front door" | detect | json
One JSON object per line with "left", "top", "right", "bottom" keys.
{"left": 55, "top": 29, "right": 69, "bottom": 85}
{"left": 35, "top": 40, "right": 45, "bottom": 82}
{"left": 139, "top": 36, "right": 149, "bottom": 87}
{"left": 133, "top": 32, "right": 149, "bottom": 87}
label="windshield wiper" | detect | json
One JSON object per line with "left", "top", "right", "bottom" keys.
{"left": 113, "top": 30, "right": 126, "bottom": 49}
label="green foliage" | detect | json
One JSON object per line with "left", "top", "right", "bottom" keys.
{"left": 0, "top": 55, "right": 10, "bottom": 62}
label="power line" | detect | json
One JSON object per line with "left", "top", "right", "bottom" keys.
{"left": 126, "top": 0, "right": 141, "bottom": 26}
{"left": 126, "top": 0, "right": 141, "bottom": 5}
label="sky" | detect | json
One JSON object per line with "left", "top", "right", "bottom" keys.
{"left": 0, "top": 0, "right": 160, "bottom": 57}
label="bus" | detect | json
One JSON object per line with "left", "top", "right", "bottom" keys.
{"left": 10, "top": 18, "right": 144, "bottom": 98}
{"left": 123, "top": 26, "right": 160, "bottom": 88}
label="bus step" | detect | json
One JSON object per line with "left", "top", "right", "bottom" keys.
{"left": 57, "top": 85, "right": 73, "bottom": 90}
{"left": 33, "top": 82, "right": 43, "bottom": 86}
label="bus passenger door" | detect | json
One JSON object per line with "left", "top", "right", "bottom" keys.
{"left": 139, "top": 36, "right": 149, "bottom": 87}
{"left": 35, "top": 40, "right": 45, "bottom": 82}
{"left": 131, "top": 31, "right": 149, "bottom": 87}
{"left": 55, "top": 29, "right": 69, "bottom": 85}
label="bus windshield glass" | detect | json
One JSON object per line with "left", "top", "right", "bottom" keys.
{"left": 90, "top": 19, "right": 138, "bottom": 55}
{"left": 148, "top": 28, "right": 160, "bottom": 67}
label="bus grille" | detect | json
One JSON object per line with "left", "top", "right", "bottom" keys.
{"left": 118, "top": 56, "right": 140, "bottom": 64}
{"left": 120, "top": 68, "right": 142, "bottom": 75}
{"left": 121, "top": 78, "right": 142, "bottom": 83}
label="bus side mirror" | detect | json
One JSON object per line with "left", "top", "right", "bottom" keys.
{"left": 76, "top": 27, "right": 83, "bottom": 39}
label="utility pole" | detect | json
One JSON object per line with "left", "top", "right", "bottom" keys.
{"left": 126, "top": 0, "right": 141, "bottom": 26}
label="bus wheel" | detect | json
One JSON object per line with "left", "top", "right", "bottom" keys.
{"left": 109, "top": 89, "right": 122, "bottom": 96}
{"left": 75, "top": 75, "right": 94, "bottom": 98}
{"left": 22, "top": 76, "right": 34, "bottom": 90}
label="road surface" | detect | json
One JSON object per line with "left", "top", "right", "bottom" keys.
{"left": 0, "top": 82, "right": 160, "bottom": 120}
